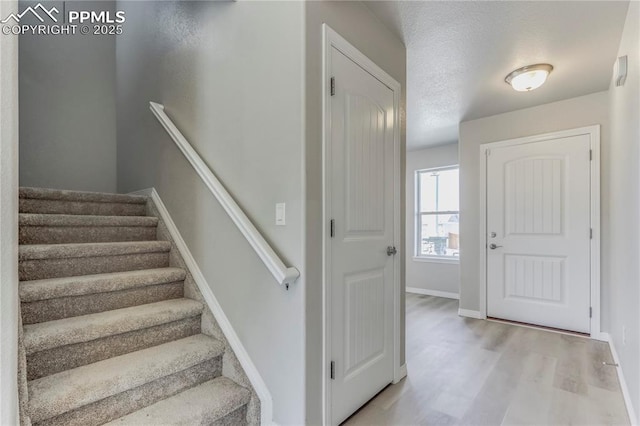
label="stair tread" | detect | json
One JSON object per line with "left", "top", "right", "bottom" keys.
{"left": 19, "top": 187, "right": 147, "bottom": 205}
{"left": 106, "top": 377, "right": 250, "bottom": 425}
{"left": 28, "top": 334, "right": 224, "bottom": 423}
{"left": 24, "top": 299, "right": 203, "bottom": 353}
{"left": 19, "top": 240, "right": 172, "bottom": 260}
{"left": 20, "top": 268, "right": 187, "bottom": 302}
{"left": 19, "top": 213, "right": 158, "bottom": 227}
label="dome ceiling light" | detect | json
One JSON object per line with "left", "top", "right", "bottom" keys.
{"left": 505, "top": 64, "right": 554, "bottom": 92}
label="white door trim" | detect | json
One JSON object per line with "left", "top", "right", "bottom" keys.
{"left": 322, "top": 24, "right": 403, "bottom": 425}
{"left": 478, "top": 125, "right": 602, "bottom": 339}
{"left": 0, "top": 1, "right": 20, "bottom": 423}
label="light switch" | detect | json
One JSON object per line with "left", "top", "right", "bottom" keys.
{"left": 276, "top": 203, "right": 286, "bottom": 226}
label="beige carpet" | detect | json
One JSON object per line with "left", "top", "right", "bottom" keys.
{"left": 18, "top": 187, "right": 256, "bottom": 426}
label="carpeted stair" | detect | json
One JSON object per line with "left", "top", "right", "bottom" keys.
{"left": 18, "top": 187, "right": 254, "bottom": 426}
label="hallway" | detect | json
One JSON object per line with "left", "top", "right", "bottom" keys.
{"left": 345, "top": 294, "right": 629, "bottom": 425}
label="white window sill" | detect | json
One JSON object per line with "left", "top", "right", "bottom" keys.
{"left": 413, "top": 256, "right": 460, "bottom": 265}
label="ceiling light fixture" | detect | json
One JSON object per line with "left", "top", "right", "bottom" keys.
{"left": 505, "top": 64, "right": 553, "bottom": 92}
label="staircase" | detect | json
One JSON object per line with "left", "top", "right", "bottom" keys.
{"left": 18, "top": 187, "right": 256, "bottom": 426}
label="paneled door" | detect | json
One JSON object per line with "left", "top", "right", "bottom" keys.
{"left": 328, "top": 45, "right": 396, "bottom": 425}
{"left": 486, "top": 134, "right": 592, "bottom": 333}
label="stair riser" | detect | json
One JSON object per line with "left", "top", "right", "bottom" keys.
{"left": 19, "top": 253, "right": 170, "bottom": 281}
{"left": 215, "top": 406, "right": 249, "bottom": 426}
{"left": 20, "top": 199, "right": 146, "bottom": 216}
{"left": 32, "top": 357, "right": 222, "bottom": 426}
{"left": 20, "top": 226, "right": 157, "bottom": 244}
{"left": 22, "top": 282, "right": 184, "bottom": 324}
{"left": 27, "top": 317, "right": 201, "bottom": 380}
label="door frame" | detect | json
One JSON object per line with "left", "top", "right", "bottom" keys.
{"left": 322, "top": 24, "right": 404, "bottom": 425}
{"left": 478, "top": 125, "right": 602, "bottom": 340}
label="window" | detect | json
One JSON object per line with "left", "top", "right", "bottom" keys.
{"left": 415, "top": 166, "right": 460, "bottom": 260}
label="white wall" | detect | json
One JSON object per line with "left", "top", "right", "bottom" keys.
{"left": 0, "top": 0, "right": 19, "bottom": 423}
{"left": 607, "top": 2, "right": 639, "bottom": 421}
{"left": 458, "top": 91, "right": 610, "bottom": 322}
{"left": 304, "top": 3, "right": 406, "bottom": 423}
{"left": 115, "top": 2, "right": 305, "bottom": 424}
{"left": 405, "top": 144, "right": 460, "bottom": 297}
{"left": 19, "top": 1, "right": 117, "bottom": 192}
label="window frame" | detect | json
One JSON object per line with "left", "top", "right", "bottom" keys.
{"left": 414, "top": 165, "right": 460, "bottom": 263}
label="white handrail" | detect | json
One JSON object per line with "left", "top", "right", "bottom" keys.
{"left": 149, "top": 102, "right": 300, "bottom": 288}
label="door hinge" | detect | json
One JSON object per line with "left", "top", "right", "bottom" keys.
{"left": 486, "top": 149, "right": 491, "bottom": 156}
{"left": 590, "top": 149, "right": 593, "bottom": 161}
{"left": 590, "top": 228, "right": 593, "bottom": 239}
{"left": 590, "top": 307, "right": 593, "bottom": 318}
{"left": 330, "top": 361, "right": 335, "bottom": 380}
{"left": 330, "top": 77, "right": 335, "bottom": 96}
{"left": 330, "top": 219, "right": 335, "bottom": 238}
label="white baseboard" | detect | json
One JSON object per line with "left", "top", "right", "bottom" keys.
{"left": 128, "top": 188, "right": 156, "bottom": 197}
{"left": 599, "top": 332, "right": 638, "bottom": 425}
{"left": 132, "top": 188, "right": 275, "bottom": 425}
{"left": 458, "top": 308, "right": 484, "bottom": 319}
{"left": 406, "top": 287, "right": 459, "bottom": 300}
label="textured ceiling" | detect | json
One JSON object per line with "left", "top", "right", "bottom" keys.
{"left": 363, "top": 1, "right": 630, "bottom": 150}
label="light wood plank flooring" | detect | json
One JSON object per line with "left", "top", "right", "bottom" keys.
{"left": 344, "top": 294, "right": 629, "bottom": 426}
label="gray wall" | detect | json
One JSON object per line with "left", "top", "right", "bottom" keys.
{"left": 115, "top": 2, "right": 306, "bottom": 424}
{"left": 405, "top": 144, "right": 460, "bottom": 296}
{"left": 0, "top": 1, "right": 19, "bottom": 423}
{"left": 19, "top": 1, "right": 117, "bottom": 192}
{"left": 458, "top": 91, "right": 610, "bottom": 322}
{"left": 304, "top": 2, "right": 406, "bottom": 423}
{"left": 607, "top": 1, "right": 639, "bottom": 420}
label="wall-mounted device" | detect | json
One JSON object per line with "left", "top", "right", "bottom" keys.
{"left": 276, "top": 203, "right": 286, "bottom": 226}
{"left": 614, "top": 55, "right": 628, "bottom": 87}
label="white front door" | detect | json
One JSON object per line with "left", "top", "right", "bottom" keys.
{"left": 486, "top": 134, "right": 592, "bottom": 333}
{"left": 329, "top": 46, "right": 396, "bottom": 425}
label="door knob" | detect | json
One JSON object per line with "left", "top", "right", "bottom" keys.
{"left": 386, "top": 246, "right": 397, "bottom": 256}
{"left": 489, "top": 243, "right": 503, "bottom": 250}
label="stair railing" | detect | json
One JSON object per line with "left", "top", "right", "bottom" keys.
{"left": 150, "top": 102, "right": 300, "bottom": 289}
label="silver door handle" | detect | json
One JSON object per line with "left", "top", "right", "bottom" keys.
{"left": 386, "top": 246, "right": 397, "bottom": 256}
{"left": 489, "top": 243, "right": 503, "bottom": 250}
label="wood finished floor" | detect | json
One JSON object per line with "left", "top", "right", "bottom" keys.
{"left": 344, "top": 294, "right": 629, "bottom": 426}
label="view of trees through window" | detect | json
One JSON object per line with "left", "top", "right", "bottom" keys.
{"left": 416, "top": 167, "right": 460, "bottom": 258}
